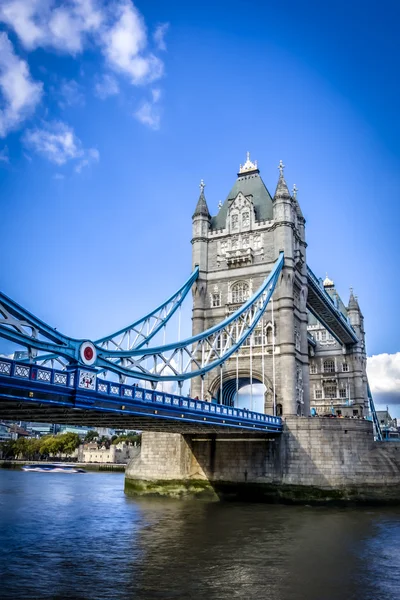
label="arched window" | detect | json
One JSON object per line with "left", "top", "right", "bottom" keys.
{"left": 266, "top": 326, "right": 273, "bottom": 344}
{"left": 323, "top": 359, "right": 335, "bottom": 373}
{"left": 276, "top": 403, "right": 283, "bottom": 416}
{"left": 231, "top": 281, "right": 250, "bottom": 304}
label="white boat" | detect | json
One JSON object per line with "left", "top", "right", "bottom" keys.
{"left": 22, "top": 463, "right": 86, "bottom": 473}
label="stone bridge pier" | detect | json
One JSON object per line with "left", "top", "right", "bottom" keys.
{"left": 125, "top": 419, "right": 400, "bottom": 503}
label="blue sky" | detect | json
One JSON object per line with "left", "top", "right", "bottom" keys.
{"left": 0, "top": 1, "right": 399, "bottom": 414}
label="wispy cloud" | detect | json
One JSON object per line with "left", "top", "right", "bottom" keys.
{"left": 134, "top": 87, "right": 162, "bottom": 130}
{"left": 101, "top": 1, "right": 163, "bottom": 85}
{"left": 23, "top": 120, "right": 99, "bottom": 171}
{"left": 367, "top": 352, "right": 400, "bottom": 406}
{"left": 94, "top": 73, "right": 119, "bottom": 99}
{"left": 58, "top": 79, "right": 85, "bottom": 108}
{"left": 0, "top": 32, "right": 43, "bottom": 137}
{"left": 153, "top": 23, "right": 169, "bottom": 51}
{"left": 0, "top": 145, "right": 10, "bottom": 163}
{"left": 134, "top": 101, "right": 160, "bottom": 129}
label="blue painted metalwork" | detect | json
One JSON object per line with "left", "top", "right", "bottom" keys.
{"left": 23, "top": 266, "right": 200, "bottom": 368}
{"left": 93, "top": 253, "right": 284, "bottom": 381}
{"left": 306, "top": 266, "right": 358, "bottom": 345}
{"left": 367, "top": 381, "right": 383, "bottom": 441}
{"left": 0, "top": 254, "right": 283, "bottom": 383}
{"left": 0, "top": 358, "right": 283, "bottom": 433}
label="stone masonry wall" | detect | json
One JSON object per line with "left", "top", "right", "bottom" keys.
{"left": 125, "top": 420, "right": 400, "bottom": 502}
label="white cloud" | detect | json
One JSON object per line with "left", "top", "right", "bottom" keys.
{"left": 1, "top": 1, "right": 164, "bottom": 84}
{"left": 0, "top": 2, "right": 167, "bottom": 136}
{"left": 0, "top": 146, "right": 10, "bottom": 163}
{"left": 134, "top": 101, "right": 160, "bottom": 130}
{"left": 134, "top": 86, "right": 162, "bottom": 130}
{"left": 151, "top": 88, "right": 161, "bottom": 103}
{"left": 153, "top": 22, "right": 169, "bottom": 51}
{"left": 94, "top": 73, "right": 119, "bottom": 99}
{"left": 23, "top": 120, "right": 99, "bottom": 170}
{"left": 58, "top": 79, "right": 85, "bottom": 108}
{"left": 367, "top": 353, "right": 400, "bottom": 405}
{"left": 0, "top": 0, "right": 103, "bottom": 53}
{"left": 0, "top": 32, "right": 43, "bottom": 137}
{"left": 53, "top": 172, "right": 64, "bottom": 180}
{"left": 101, "top": 1, "right": 163, "bottom": 84}
{"left": 75, "top": 147, "right": 99, "bottom": 173}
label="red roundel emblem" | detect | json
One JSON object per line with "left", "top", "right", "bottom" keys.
{"left": 84, "top": 346, "right": 94, "bottom": 361}
{"left": 80, "top": 341, "right": 96, "bottom": 365}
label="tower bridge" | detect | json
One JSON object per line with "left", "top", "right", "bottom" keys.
{"left": 3, "top": 154, "right": 399, "bottom": 504}
{"left": 0, "top": 155, "right": 372, "bottom": 431}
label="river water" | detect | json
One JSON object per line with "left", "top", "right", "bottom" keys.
{"left": 1, "top": 470, "right": 400, "bottom": 600}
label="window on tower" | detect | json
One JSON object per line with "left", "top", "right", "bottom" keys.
{"left": 211, "top": 293, "right": 221, "bottom": 307}
{"left": 315, "top": 389, "right": 322, "bottom": 399}
{"left": 342, "top": 363, "right": 349, "bottom": 372}
{"left": 310, "top": 363, "right": 317, "bottom": 374}
{"left": 231, "top": 281, "right": 250, "bottom": 304}
{"left": 324, "top": 385, "right": 337, "bottom": 399}
{"left": 231, "top": 214, "right": 238, "bottom": 230}
{"left": 323, "top": 359, "right": 335, "bottom": 373}
{"left": 242, "top": 212, "right": 250, "bottom": 228}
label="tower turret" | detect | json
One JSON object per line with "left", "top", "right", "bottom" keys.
{"left": 191, "top": 180, "right": 210, "bottom": 397}
{"left": 192, "top": 180, "right": 210, "bottom": 271}
{"left": 347, "top": 289, "right": 368, "bottom": 410}
{"left": 272, "top": 161, "right": 301, "bottom": 415}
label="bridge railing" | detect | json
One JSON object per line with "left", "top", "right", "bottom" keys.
{"left": 0, "top": 358, "right": 283, "bottom": 431}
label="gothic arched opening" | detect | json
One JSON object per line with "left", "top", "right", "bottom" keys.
{"left": 216, "top": 376, "right": 267, "bottom": 413}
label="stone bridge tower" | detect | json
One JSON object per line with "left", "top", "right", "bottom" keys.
{"left": 191, "top": 155, "right": 310, "bottom": 416}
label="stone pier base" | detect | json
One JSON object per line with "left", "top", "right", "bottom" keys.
{"left": 125, "top": 418, "right": 400, "bottom": 503}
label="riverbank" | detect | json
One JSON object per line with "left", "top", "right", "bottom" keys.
{"left": 0, "top": 460, "right": 126, "bottom": 472}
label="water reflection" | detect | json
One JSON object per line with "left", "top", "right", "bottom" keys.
{"left": 1, "top": 471, "right": 400, "bottom": 600}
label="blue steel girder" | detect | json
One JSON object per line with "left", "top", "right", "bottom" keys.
{"left": 95, "top": 266, "right": 199, "bottom": 351}
{"left": 26, "top": 266, "right": 199, "bottom": 367}
{"left": 0, "top": 255, "right": 283, "bottom": 383}
{"left": 306, "top": 267, "right": 358, "bottom": 346}
{"left": 90, "top": 253, "right": 284, "bottom": 382}
{"left": 0, "top": 291, "right": 80, "bottom": 362}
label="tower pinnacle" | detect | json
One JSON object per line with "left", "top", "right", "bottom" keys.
{"left": 192, "top": 179, "right": 210, "bottom": 219}
{"left": 238, "top": 152, "right": 259, "bottom": 175}
{"left": 274, "top": 159, "right": 291, "bottom": 199}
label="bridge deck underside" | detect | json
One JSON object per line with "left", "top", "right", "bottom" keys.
{"left": 0, "top": 400, "right": 280, "bottom": 434}
{"left": 0, "top": 380, "right": 281, "bottom": 435}
{"left": 306, "top": 278, "right": 357, "bottom": 346}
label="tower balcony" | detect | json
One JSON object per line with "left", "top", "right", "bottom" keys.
{"left": 226, "top": 247, "right": 253, "bottom": 267}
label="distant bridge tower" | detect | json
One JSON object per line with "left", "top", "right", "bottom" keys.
{"left": 191, "top": 155, "right": 310, "bottom": 416}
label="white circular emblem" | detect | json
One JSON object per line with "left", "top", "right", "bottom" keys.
{"left": 80, "top": 341, "right": 97, "bottom": 366}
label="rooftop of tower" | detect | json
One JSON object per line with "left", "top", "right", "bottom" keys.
{"left": 210, "top": 153, "right": 274, "bottom": 230}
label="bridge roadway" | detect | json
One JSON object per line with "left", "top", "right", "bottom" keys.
{"left": 0, "top": 359, "right": 282, "bottom": 435}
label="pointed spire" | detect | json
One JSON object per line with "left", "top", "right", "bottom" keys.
{"left": 274, "top": 159, "right": 291, "bottom": 199}
{"left": 348, "top": 288, "right": 359, "bottom": 311}
{"left": 192, "top": 179, "right": 211, "bottom": 219}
